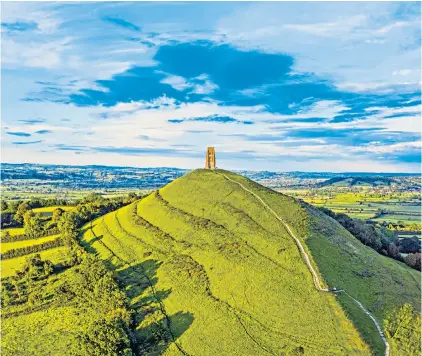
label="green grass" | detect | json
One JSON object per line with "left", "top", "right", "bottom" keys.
{"left": 81, "top": 169, "right": 372, "bottom": 355}
{"left": 1, "top": 263, "right": 117, "bottom": 356}
{"left": 2, "top": 306, "right": 88, "bottom": 355}
{"left": 1, "top": 247, "right": 69, "bottom": 278}
{"left": 304, "top": 207, "right": 420, "bottom": 354}
{"left": 1, "top": 234, "right": 60, "bottom": 253}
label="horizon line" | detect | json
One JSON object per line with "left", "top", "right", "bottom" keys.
{"left": 1, "top": 161, "right": 420, "bottom": 175}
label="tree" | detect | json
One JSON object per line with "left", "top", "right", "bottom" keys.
{"left": 404, "top": 253, "right": 421, "bottom": 271}
{"left": 19, "top": 254, "right": 54, "bottom": 279}
{"left": 58, "top": 211, "right": 80, "bottom": 244}
{"left": 1, "top": 200, "right": 8, "bottom": 211}
{"left": 23, "top": 211, "right": 43, "bottom": 239}
{"left": 76, "top": 318, "right": 133, "bottom": 356}
{"left": 1, "top": 283, "right": 12, "bottom": 307}
{"left": 384, "top": 303, "right": 421, "bottom": 355}
{"left": 14, "top": 202, "right": 31, "bottom": 225}
{"left": 387, "top": 243, "right": 401, "bottom": 260}
{"left": 52, "top": 207, "right": 65, "bottom": 223}
{"left": 399, "top": 237, "right": 421, "bottom": 254}
{"left": 7, "top": 200, "right": 20, "bottom": 213}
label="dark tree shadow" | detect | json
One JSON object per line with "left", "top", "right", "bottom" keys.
{"left": 117, "top": 260, "right": 194, "bottom": 355}
{"left": 137, "top": 311, "right": 194, "bottom": 355}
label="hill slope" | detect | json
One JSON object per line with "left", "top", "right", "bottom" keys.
{"left": 81, "top": 169, "right": 420, "bottom": 355}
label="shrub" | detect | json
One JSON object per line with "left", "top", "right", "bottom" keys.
{"left": 404, "top": 253, "right": 421, "bottom": 271}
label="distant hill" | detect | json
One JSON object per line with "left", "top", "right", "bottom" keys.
{"left": 317, "top": 176, "right": 397, "bottom": 187}
{"left": 77, "top": 169, "right": 419, "bottom": 355}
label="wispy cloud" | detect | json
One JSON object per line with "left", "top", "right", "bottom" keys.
{"left": 6, "top": 131, "right": 31, "bottom": 137}
{"left": 1, "top": 21, "right": 37, "bottom": 32}
{"left": 12, "top": 140, "right": 43, "bottom": 145}
{"left": 1, "top": 2, "right": 420, "bottom": 172}
{"left": 102, "top": 16, "right": 141, "bottom": 32}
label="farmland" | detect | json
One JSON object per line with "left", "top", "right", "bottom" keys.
{"left": 282, "top": 189, "right": 421, "bottom": 234}
{"left": 1, "top": 191, "right": 139, "bottom": 355}
{"left": 1, "top": 165, "right": 420, "bottom": 355}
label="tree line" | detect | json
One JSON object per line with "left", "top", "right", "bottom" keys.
{"left": 1, "top": 237, "right": 64, "bottom": 260}
{"left": 1, "top": 192, "right": 141, "bottom": 229}
{"left": 2, "top": 194, "right": 139, "bottom": 354}
{"left": 1, "top": 228, "right": 59, "bottom": 243}
{"left": 320, "top": 208, "right": 421, "bottom": 271}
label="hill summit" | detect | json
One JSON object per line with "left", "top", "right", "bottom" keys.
{"left": 82, "top": 169, "right": 420, "bottom": 355}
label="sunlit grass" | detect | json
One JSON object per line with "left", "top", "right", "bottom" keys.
{"left": 1, "top": 247, "right": 69, "bottom": 278}
{"left": 1, "top": 235, "right": 60, "bottom": 253}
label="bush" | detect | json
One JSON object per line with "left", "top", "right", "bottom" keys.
{"left": 384, "top": 303, "right": 421, "bottom": 355}
{"left": 17, "top": 254, "right": 55, "bottom": 280}
{"left": 404, "top": 253, "right": 421, "bottom": 271}
{"left": 399, "top": 237, "right": 421, "bottom": 254}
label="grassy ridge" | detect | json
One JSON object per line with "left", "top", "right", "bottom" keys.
{"left": 81, "top": 169, "right": 371, "bottom": 355}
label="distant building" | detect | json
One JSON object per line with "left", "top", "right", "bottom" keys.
{"left": 205, "top": 147, "right": 216, "bottom": 169}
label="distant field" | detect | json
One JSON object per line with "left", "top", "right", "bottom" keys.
{"left": 1, "top": 235, "right": 60, "bottom": 253}
{"left": 281, "top": 189, "right": 421, "bottom": 229}
{"left": 1, "top": 188, "right": 150, "bottom": 202}
{"left": 372, "top": 216, "right": 421, "bottom": 225}
{"left": 345, "top": 213, "right": 376, "bottom": 220}
{"left": 1, "top": 247, "right": 69, "bottom": 278}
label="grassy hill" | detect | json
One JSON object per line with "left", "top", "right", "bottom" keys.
{"left": 79, "top": 169, "right": 420, "bottom": 355}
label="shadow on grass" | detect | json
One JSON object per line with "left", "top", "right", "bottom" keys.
{"left": 117, "top": 260, "right": 194, "bottom": 355}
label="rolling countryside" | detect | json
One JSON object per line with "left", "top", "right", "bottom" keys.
{"left": 74, "top": 169, "right": 419, "bottom": 355}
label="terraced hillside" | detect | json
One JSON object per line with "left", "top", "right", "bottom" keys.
{"left": 79, "top": 169, "right": 418, "bottom": 355}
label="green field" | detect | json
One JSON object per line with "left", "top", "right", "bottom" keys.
{"left": 2, "top": 305, "right": 92, "bottom": 355}
{"left": 281, "top": 189, "right": 421, "bottom": 229}
{"left": 78, "top": 169, "right": 420, "bottom": 355}
{"left": 1, "top": 235, "right": 60, "bottom": 253}
{"left": 32, "top": 206, "right": 73, "bottom": 216}
{"left": 1, "top": 188, "right": 150, "bottom": 202}
{"left": 1, "top": 247, "right": 69, "bottom": 278}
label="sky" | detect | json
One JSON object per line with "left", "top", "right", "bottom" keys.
{"left": 1, "top": 1, "right": 421, "bottom": 172}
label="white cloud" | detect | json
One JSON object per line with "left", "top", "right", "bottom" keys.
{"left": 335, "top": 81, "right": 420, "bottom": 94}
{"left": 2, "top": 37, "right": 73, "bottom": 69}
{"left": 1, "top": 2, "right": 62, "bottom": 34}
{"left": 284, "top": 15, "right": 367, "bottom": 37}
{"left": 160, "top": 74, "right": 190, "bottom": 91}
{"left": 160, "top": 73, "right": 219, "bottom": 94}
{"left": 375, "top": 21, "right": 411, "bottom": 34}
{"left": 364, "top": 39, "right": 387, "bottom": 44}
{"left": 362, "top": 141, "right": 421, "bottom": 154}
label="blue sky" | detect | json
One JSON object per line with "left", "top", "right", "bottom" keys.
{"left": 1, "top": 2, "right": 421, "bottom": 172}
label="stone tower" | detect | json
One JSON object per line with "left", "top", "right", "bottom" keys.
{"left": 205, "top": 147, "right": 216, "bottom": 169}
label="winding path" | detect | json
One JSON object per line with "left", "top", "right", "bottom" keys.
{"left": 216, "top": 171, "right": 390, "bottom": 356}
